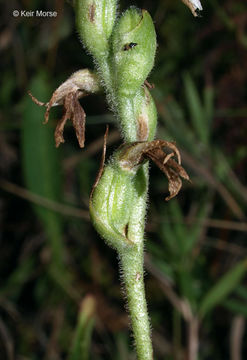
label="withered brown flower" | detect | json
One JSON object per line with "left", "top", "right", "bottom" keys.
{"left": 28, "top": 69, "right": 100, "bottom": 148}
{"left": 181, "top": 0, "right": 203, "bottom": 17}
{"left": 118, "top": 140, "right": 190, "bottom": 200}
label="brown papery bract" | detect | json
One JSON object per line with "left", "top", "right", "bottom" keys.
{"left": 119, "top": 140, "right": 190, "bottom": 200}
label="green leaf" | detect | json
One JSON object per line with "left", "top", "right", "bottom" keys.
{"left": 199, "top": 259, "right": 247, "bottom": 318}
{"left": 235, "top": 285, "right": 247, "bottom": 300}
{"left": 203, "top": 86, "right": 214, "bottom": 131}
{"left": 161, "top": 220, "right": 178, "bottom": 256}
{"left": 177, "top": 262, "right": 197, "bottom": 308}
{"left": 183, "top": 198, "right": 209, "bottom": 255}
{"left": 21, "top": 72, "right": 65, "bottom": 273}
{"left": 183, "top": 72, "right": 208, "bottom": 144}
{"left": 69, "top": 296, "right": 95, "bottom": 360}
{"left": 159, "top": 99, "right": 197, "bottom": 153}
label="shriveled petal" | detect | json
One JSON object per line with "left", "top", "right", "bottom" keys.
{"left": 28, "top": 69, "right": 101, "bottom": 147}
{"left": 181, "top": 0, "right": 203, "bottom": 17}
{"left": 167, "top": 158, "right": 190, "bottom": 181}
{"left": 54, "top": 108, "right": 70, "bottom": 148}
{"left": 146, "top": 149, "right": 189, "bottom": 200}
{"left": 53, "top": 91, "right": 86, "bottom": 148}
{"left": 118, "top": 140, "right": 189, "bottom": 200}
{"left": 70, "top": 93, "right": 86, "bottom": 148}
{"left": 119, "top": 139, "right": 181, "bottom": 170}
{"left": 163, "top": 166, "right": 183, "bottom": 201}
{"left": 165, "top": 158, "right": 189, "bottom": 200}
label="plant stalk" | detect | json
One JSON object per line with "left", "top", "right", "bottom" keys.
{"left": 119, "top": 164, "right": 152, "bottom": 360}
{"left": 120, "top": 245, "right": 153, "bottom": 360}
{"left": 117, "top": 96, "right": 137, "bottom": 142}
{"left": 188, "top": 317, "right": 199, "bottom": 360}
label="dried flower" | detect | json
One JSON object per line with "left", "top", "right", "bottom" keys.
{"left": 181, "top": 0, "right": 203, "bottom": 17}
{"left": 28, "top": 69, "right": 100, "bottom": 147}
{"left": 118, "top": 140, "right": 190, "bottom": 200}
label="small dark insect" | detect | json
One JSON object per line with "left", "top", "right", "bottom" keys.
{"left": 123, "top": 42, "right": 138, "bottom": 51}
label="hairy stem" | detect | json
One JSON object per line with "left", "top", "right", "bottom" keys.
{"left": 75, "top": 2, "right": 158, "bottom": 358}
{"left": 117, "top": 96, "right": 137, "bottom": 142}
{"left": 96, "top": 58, "right": 113, "bottom": 93}
{"left": 120, "top": 245, "right": 152, "bottom": 360}
{"left": 120, "top": 164, "right": 152, "bottom": 359}
{"left": 99, "top": 63, "right": 138, "bottom": 142}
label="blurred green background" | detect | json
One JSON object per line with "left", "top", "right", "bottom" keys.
{"left": 0, "top": 0, "right": 247, "bottom": 359}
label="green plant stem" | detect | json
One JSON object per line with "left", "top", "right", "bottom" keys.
{"left": 119, "top": 164, "right": 152, "bottom": 359}
{"left": 97, "top": 58, "right": 113, "bottom": 92}
{"left": 117, "top": 96, "right": 137, "bottom": 141}
{"left": 75, "top": 2, "right": 158, "bottom": 357}
{"left": 120, "top": 245, "right": 152, "bottom": 360}
{"left": 99, "top": 65, "right": 138, "bottom": 141}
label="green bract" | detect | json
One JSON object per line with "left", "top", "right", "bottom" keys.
{"left": 75, "top": 0, "right": 117, "bottom": 59}
{"left": 111, "top": 7, "right": 156, "bottom": 96}
{"left": 133, "top": 86, "right": 157, "bottom": 141}
{"left": 89, "top": 158, "right": 136, "bottom": 252}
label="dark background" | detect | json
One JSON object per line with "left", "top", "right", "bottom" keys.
{"left": 0, "top": 0, "right": 247, "bottom": 359}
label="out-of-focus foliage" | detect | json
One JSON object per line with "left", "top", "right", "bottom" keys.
{"left": 0, "top": 0, "right": 247, "bottom": 359}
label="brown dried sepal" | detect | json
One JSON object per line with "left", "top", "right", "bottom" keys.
{"left": 28, "top": 69, "right": 101, "bottom": 148}
{"left": 181, "top": 0, "right": 203, "bottom": 17}
{"left": 28, "top": 88, "right": 86, "bottom": 148}
{"left": 146, "top": 147, "right": 189, "bottom": 200}
{"left": 119, "top": 140, "right": 190, "bottom": 200}
{"left": 55, "top": 90, "right": 86, "bottom": 148}
{"left": 144, "top": 80, "right": 155, "bottom": 90}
